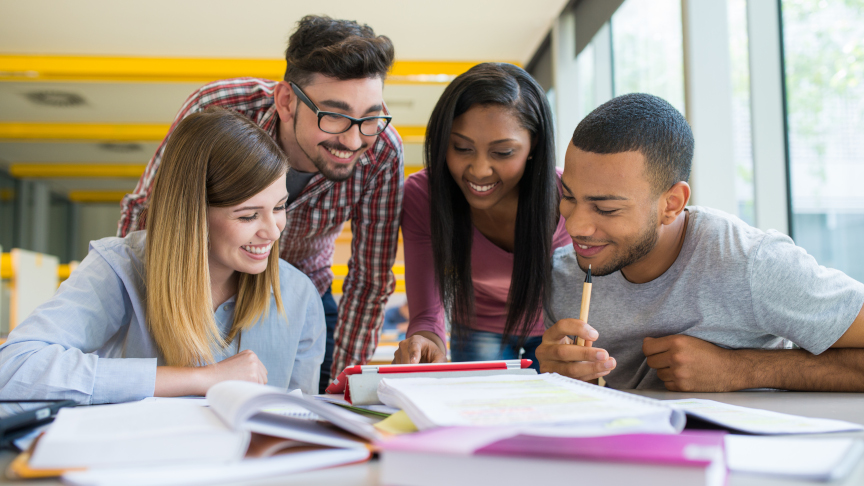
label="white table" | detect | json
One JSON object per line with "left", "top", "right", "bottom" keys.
{"left": 4, "top": 391, "right": 864, "bottom": 485}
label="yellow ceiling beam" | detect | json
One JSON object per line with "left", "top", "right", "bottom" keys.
{"left": 0, "top": 55, "right": 514, "bottom": 84}
{"left": 0, "top": 121, "right": 424, "bottom": 143}
{"left": 67, "top": 190, "right": 128, "bottom": 203}
{"left": 0, "top": 122, "right": 169, "bottom": 141}
{"left": 398, "top": 125, "right": 426, "bottom": 144}
{"left": 9, "top": 163, "right": 146, "bottom": 178}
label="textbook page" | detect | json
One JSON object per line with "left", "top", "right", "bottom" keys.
{"left": 29, "top": 401, "right": 248, "bottom": 469}
{"left": 725, "top": 436, "right": 864, "bottom": 481}
{"left": 207, "top": 381, "right": 381, "bottom": 442}
{"left": 63, "top": 448, "right": 371, "bottom": 486}
{"left": 377, "top": 373, "right": 685, "bottom": 433}
{"left": 666, "top": 399, "right": 864, "bottom": 434}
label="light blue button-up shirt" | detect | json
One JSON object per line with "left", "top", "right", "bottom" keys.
{"left": 0, "top": 231, "right": 325, "bottom": 404}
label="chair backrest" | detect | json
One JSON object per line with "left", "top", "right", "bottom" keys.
{"left": 10, "top": 248, "right": 59, "bottom": 331}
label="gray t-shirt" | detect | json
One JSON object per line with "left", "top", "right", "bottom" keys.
{"left": 547, "top": 206, "right": 864, "bottom": 390}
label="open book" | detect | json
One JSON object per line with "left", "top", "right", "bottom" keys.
{"left": 27, "top": 381, "right": 378, "bottom": 483}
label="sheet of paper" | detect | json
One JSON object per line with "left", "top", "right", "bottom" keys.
{"left": 29, "top": 401, "right": 248, "bottom": 469}
{"left": 374, "top": 410, "right": 418, "bottom": 435}
{"left": 725, "top": 435, "right": 864, "bottom": 481}
{"left": 315, "top": 394, "right": 400, "bottom": 415}
{"left": 207, "top": 381, "right": 381, "bottom": 442}
{"left": 62, "top": 448, "right": 371, "bottom": 486}
{"left": 377, "top": 373, "right": 685, "bottom": 432}
{"left": 666, "top": 398, "right": 864, "bottom": 434}
{"left": 139, "top": 397, "right": 208, "bottom": 406}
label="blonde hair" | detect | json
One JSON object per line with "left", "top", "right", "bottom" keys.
{"left": 145, "top": 107, "right": 289, "bottom": 366}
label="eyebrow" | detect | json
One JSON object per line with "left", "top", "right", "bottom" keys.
{"left": 451, "top": 132, "right": 518, "bottom": 145}
{"left": 585, "top": 195, "right": 630, "bottom": 202}
{"left": 232, "top": 194, "right": 289, "bottom": 212}
{"left": 560, "top": 180, "right": 629, "bottom": 201}
{"left": 319, "top": 99, "right": 383, "bottom": 115}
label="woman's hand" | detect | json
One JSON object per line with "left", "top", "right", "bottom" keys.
{"left": 155, "top": 350, "right": 268, "bottom": 397}
{"left": 203, "top": 349, "right": 268, "bottom": 386}
{"left": 392, "top": 331, "right": 447, "bottom": 364}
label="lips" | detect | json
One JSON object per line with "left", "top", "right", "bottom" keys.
{"left": 572, "top": 239, "right": 607, "bottom": 257}
{"left": 241, "top": 243, "right": 272, "bottom": 260}
{"left": 465, "top": 180, "right": 500, "bottom": 196}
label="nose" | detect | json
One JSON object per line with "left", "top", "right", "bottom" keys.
{"left": 338, "top": 124, "right": 365, "bottom": 152}
{"left": 468, "top": 154, "right": 494, "bottom": 180}
{"left": 564, "top": 203, "right": 596, "bottom": 238}
{"left": 259, "top": 211, "right": 285, "bottom": 242}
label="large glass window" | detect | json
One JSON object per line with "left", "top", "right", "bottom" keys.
{"left": 728, "top": 0, "right": 756, "bottom": 226}
{"left": 610, "top": 0, "right": 685, "bottom": 114}
{"left": 781, "top": 0, "right": 864, "bottom": 281}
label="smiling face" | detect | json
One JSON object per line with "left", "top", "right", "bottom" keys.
{"left": 206, "top": 174, "right": 288, "bottom": 281}
{"left": 560, "top": 145, "right": 662, "bottom": 276}
{"left": 277, "top": 74, "right": 385, "bottom": 182}
{"left": 446, "top": 104, "right": 532, "bottom": 212}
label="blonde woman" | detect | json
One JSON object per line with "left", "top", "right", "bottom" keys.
{"left": 0, "top": 108, "right": 324, "bottom": 403}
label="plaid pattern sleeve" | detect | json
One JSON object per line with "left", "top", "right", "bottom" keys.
{"left": 331, "top": 128, "right": 405, "bottom": 377}
{"left": 117, "top": 78, "right": 277, "bottom": 236}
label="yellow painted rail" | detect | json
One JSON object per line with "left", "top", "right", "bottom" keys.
{"left": 0, "top": 122, "right": 424, "bottom": 143}
{"left": 0, "top": 55, "right": 505, "bottom": 85}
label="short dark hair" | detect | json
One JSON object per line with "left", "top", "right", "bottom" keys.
{"left": 425, "top": 63, "right": 558, "bottom": 346}
{"left": 571, "top": 93, "right": 694, "bottom": 194}
{"left": 284, "top": 15, "right": 395, "bottom": 86}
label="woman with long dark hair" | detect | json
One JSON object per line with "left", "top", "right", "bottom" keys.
{"left": 392, "top": 63, "right": 571, "bottom": 368}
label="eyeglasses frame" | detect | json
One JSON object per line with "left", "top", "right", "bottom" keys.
{"left": 288, "top": 81, "right": 393, "bottom": 136}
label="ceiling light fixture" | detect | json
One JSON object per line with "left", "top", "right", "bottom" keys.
{"left": 23, "top": 91, "right": 86, "bottom": 107}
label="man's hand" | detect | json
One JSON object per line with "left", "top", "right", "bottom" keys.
{"left": 643, "top": 335, "right": 743, "bottom": 392}
{"left": 536, "top": 318, "right": 616, "bottom": 381}
{"left": 392, "top": 331, "right": 447, "bottom": 364}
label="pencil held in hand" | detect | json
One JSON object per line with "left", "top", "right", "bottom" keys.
{"left": 576, "top": 265, "right": 593, "bottom": 346}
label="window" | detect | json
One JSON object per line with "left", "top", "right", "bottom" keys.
{"left": 728, "top": 0, "right": 756, "bottom": 225}
{"left": 611, "top": 0, "right": 685, "bottom": 113}
{"left": 782, "top": 0, "right": 864, "bottom": 281}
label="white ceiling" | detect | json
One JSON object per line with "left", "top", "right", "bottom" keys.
{"left": 0, "top": 0, "right": 566, "bottom": 61}
{"left": 0, "top": 0, "right": 568, "bottom": 196}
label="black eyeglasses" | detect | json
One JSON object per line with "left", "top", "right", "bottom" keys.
{"left": 289, "top": 82, "right": 392, "bottom": 136}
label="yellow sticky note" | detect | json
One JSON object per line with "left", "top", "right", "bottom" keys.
{"left": 374, "top": 410, "right": 418, "bottom": 435}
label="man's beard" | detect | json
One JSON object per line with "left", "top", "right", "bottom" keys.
{"left": 578, "top": 210, "right": 659, "bottom": 277}
{"left": 294, "top": 118, "right": 363, "bottom": 182}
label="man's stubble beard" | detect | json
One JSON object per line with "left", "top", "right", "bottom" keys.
{"left": 579, "top": 209, "right": 660, "bottom": 277}
{"left": 293, "top": 116, "right": 359, "bottom": 183}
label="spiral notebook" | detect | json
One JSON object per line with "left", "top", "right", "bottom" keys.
{"left": 377, "top": 373, "right": 686, "bottom": 434}
{"left": 377, "top": 373, "right": 863, "bottom": 436}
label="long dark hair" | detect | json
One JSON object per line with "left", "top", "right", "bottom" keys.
{"left": 425, "top": 62, "right": 558, "bottom": 346}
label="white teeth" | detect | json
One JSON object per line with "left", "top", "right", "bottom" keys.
{"left": 327, "top": 148, "right": 352, "bottom": 159}
{"left": 242, "top": 244, "right": 272, "bottom": 255}
{"left": 578, "top": 244, "right": 590, "bottom": 249}
{"left": 468, "top": 181, "right": 497, "bottom": 193}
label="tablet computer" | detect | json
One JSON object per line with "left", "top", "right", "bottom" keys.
{"left": 0, "top": 400, "right": 77, "bottom": 449}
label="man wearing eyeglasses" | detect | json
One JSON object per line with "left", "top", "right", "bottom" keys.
{"left": 118, "top": 15, "right": 404, "bottom": 392}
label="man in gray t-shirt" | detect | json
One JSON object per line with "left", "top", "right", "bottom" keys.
{"left": 538, "top": 94, "right": 864, "bottom": 391}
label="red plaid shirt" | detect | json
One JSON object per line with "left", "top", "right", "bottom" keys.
{"left": 118, "top": 78, "right": 404, "bottom": 378}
